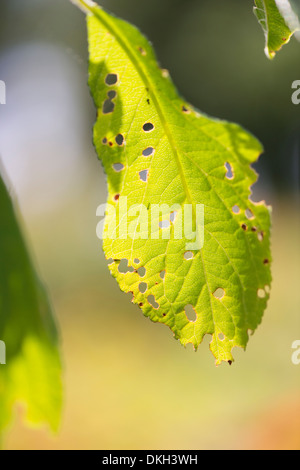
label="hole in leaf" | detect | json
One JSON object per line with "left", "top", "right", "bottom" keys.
{"left": 184, "top": 304, "right": 197, "bottom": 322}
{"left": 232, "top": 205, "right": 240, "bottom": 214}
{"left": 107, "top": 258, "right": 114, "bottom": 265}
{"left": 105, "top": 73, "right": 118, "bottom": 86}
{"left": 159, "top": 220, "right": 171, "bottom": 229}
{"left": 265, "top": 285, "right": 270, "bottom": 294}
{"left": 184, "top": 251, "right": 194, "bottom": 260}
{"left": 118, "top": 259, "right": 134, "bottom": 274}
{"left": 143, "top": 122, "right": 154, "bottom": 132}
{"left": 160, "top": 270, "right": 166, "bottom": 280}
{"left": 115, "top": 134, "right": 125, "bottom": 146}
{"left": 218, "top": 333, "right": 225, "bottom": 341}
{"left": 170, "top": 211, "right": 178, "bottom": 223}
{"left": 108, "top": 90, "right": 117, "bottom": 100}
{"left": 142, "top": 147, "right": 155, "bottom": 157}
{"left": 102, "top": 137, "right": 107, "bottom": 145}
{"left": 134, "top": 258, "right": 140, "bottom": 265}
{"left": 225, "top": 162, "right": 234, "bottom": 179}
{"left": 139, "top": 282, "right": 148, "bottom": 294}
{"left": 148, "top": 295, "right": 159, "bottom": 309}
{"left": 128, "top": 291, "right": 134, "bottom": 302}
{"left": 137, "top": 267, "right": 146, "bottom": 277}
{"left": 213, "top": 288, "right": 225, "bottom": 300}
{"left": 245, "top": 208, "right": 254, "bottom": 220}
{"left": 258, "top": 231, "right": 264, "bottom": 242}
{"left": 258, "top": 288, "right": 266, "bottom": 299}
{"left": 103, "top": 90, "right": 117, "bottom": 115}
{"left": 113, "top": 163, "right": 124, "bottom": 172}
{"left": 103, "top": 99, "right": 115, "bottom": 114}
{"left": 139, "top": 169, "right": 149, "bottom": 182}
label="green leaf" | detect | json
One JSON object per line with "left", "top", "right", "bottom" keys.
{"left": 254, "top": 0, "right": 300, "bottom": 58}
{"left": 0, "top": 172, "right": 62, "bottom": 438}
{"left": 74, "top": 0, "right": 272, "bottom": 365}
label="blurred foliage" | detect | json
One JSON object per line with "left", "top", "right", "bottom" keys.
{"left": 0, "top": 172, "right": 62, "bottom": 440}
{"left": 3, "top": 198, "right": 299, "bottom": 450}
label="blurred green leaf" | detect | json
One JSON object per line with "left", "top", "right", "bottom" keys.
{"left": 254, "top": 0, "right": 300, "bottom": 58}
{"left": 73, "top": 0, "right": 272, "bottom": 365}
{"left": 0, "top": 172, "right": 62, "bottom": 440}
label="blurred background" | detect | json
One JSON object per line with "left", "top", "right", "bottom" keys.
{"left": 0, "top": 0, "right": 299, "bottom": 450}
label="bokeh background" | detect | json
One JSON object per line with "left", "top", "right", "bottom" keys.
{"left": 0, "top": 0, "right": 299, "bottom": 450}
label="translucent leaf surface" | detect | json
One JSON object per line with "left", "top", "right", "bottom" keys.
{"left": 74, "top": 0, "right": 272, "bottom": 365}
{"left": 254, "top": 0, "right": 300, "bottom": 58}
{"left": 0, "top": 173, "right": 62, "bottom": 437}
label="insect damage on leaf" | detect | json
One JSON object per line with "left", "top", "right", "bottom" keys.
{"left": 73, "top": 0, "right": 272, "bottom": 365}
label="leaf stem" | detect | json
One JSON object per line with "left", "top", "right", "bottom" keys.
{"left": 70, "top": 0, "right": 97, "bottom": 14}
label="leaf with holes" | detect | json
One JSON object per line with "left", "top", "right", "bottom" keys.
{"left": 254, "top": 0, "right": 300, "bottom": 58}
{"left": 73, "top": 0, "right": 272, "bottom": 365}
{"left": 0, "top": 172, "right": 62, "bottom": 437}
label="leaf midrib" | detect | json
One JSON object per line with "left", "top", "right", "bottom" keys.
{"left": 89, "top": 2, "right": 251, "bottom": 336}
{"left": 87, "top": 3, "right": 195, "bottom": 211}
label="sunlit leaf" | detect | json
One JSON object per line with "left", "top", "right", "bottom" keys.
{"left": 254, "top": 0, "right": 300, "bottom": 58}
{"left": 0, "top": 172, "right": 62, "bottom": 438}
{"left": 74, "top": 0, "right": 272, "bottom": 365}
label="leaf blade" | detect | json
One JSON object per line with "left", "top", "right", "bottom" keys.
{"left": 83, "top": 2, "right": 272, "bottom": 364}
